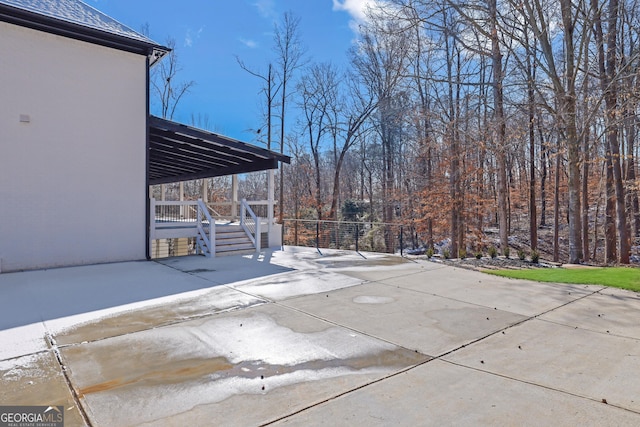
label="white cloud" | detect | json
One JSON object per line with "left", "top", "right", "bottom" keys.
{"left": 333, "top": 0, "right": 385, "bottom": 34}
{"left": 332, "top": 0, "right": 378, "bottom": 22}
{"left": 253, "top": 0, "right": 276, "bottom": 19}
{"left": 184, "top": 26, "right": 205, "bottom": 48}
{"left": 239, "top": 37, "right": 258, "bottom": 48}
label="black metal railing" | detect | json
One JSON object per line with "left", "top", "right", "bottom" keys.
{"left": 282, "top": 219, "right": 419, "bottom": 255}
{"left": 154, "top": 201, "right": 198, "bottom": 223}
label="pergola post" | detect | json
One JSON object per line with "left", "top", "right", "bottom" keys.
{"left": 231, "top": 174, "right": 239, "bottom": 219}
{"left": 179, "top": 181, "right": 184, "bottom": 217}
{"left": 268, "top": 169, "right": 275, "bottom": 237}
{"left": 201, "top": 179, "right": 208, "bottom": 203}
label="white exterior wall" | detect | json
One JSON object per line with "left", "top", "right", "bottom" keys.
{"left": 0, "top": 22, "right": 148, "bottom": 272}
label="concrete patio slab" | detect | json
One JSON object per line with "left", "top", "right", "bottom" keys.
{"left": 376, "top": 265, "right": 600, "bottom": 317}
{"left": 59, "top": 303, "right": 427, "bottom": 427}
{"left": 49, "top": 285, "right": 266, "bottom": 346}
{"left": 156, "top": 251, "right": 293, "bottom": 284}
{"left": 540, "top": 288, "right": 640, "bottom": 339}
{"left": 273, "top": 359, "right": 640, "bottom": 427}
{"left": 444, "top": 318, "right": 640, "bottom": 413}
{"left": 0, "top": 351, "right": 87, "bottom": 426}
{"left": 0, "top": 261, "right": 220, "bottom": 331}
{"left": 1, "top": 247, "right": 639, "bottom": 426}
{"left": 0, "top": 323, "right": 50, "bottom": 360}
{"left": 282, "top": 281, "right": 528, "bottom": 356}
{"left": 231, "top": 269, "right": 364, "bottom": 301}
{"left": 306, "top": 251, "right": 410, "bottom": 270}
{"left": 331, "top": 258, "right": 439, "bottom": 281}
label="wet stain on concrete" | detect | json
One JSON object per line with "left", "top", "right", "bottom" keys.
{"left": 53, "top": 292, "right": 265, "bottom": 346}
{"left": 317, "top": 256, "right": 409, "bottom": 268}
{"left": 78, "top": 349, "right": 426, "bottom": 397}
{"left": 185, "top": 269, "right": 217, "bottom": 274}
{"left": 65, "top": 309, "right": 430, "bottom": 411}
{"left": 353, "top": 295, "right": 395, "bottom": 304}
{"left": 79, "top": 356, "right": 234, "bottom": 395}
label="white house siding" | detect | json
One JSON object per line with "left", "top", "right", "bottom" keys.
{"left": 0, "top": 21, "right": 147, "bottom": 272}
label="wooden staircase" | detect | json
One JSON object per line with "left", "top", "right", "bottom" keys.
{"left": 215, "top": 224, "right": 255, "bottom": 256}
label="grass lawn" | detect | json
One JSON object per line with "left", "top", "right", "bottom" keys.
{"left": 487, "top": 267, "right": 640, "bottom": 292}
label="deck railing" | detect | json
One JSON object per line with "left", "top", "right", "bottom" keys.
{"left": 282, "top": 219, "right": 418, "bottom": 256}
{"left": 240, "top": 199, "right": 261, "bottom": 253}
{"left": 150, "top": 198, "right": 267, "bottom": 258}
{"left": 196, "top": 199, "right": 214, "bottom": 257}
{"left": 205, "top": 200, "right": 275, "bottom": 221}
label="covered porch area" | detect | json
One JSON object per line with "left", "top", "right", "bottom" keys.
{"left": 147, "top": 116, "right": 290, "bottom": 258}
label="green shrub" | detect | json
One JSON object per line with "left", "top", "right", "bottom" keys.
{"left": 475, "top": 251, "right": 483, "bottom": 259}
{"left": 443, "top": 249, "right": 451, "bottom": 259}
{"left": 503, "top": 247, "right": 511, "bottom": 258}
{"left": 489, "top": 246, "right": 498, "bottom": 259}
{"left": 426, "top": 247, "right": 434, "bottom": 259}
{"left": 530, "top": 249, "right": 539, "bottom": 264}
{"left": 459, "top": 249, "right": 467, "bottom": 259}
{"left": 517, "top": 249, "right": 526, "bottom": 261}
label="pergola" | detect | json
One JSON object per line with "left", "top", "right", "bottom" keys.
{"left": 148, "top": 116, "right": 290, "bottom": 186}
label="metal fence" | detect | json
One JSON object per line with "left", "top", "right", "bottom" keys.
{"left": 282, "top": 219, "right": 420, "bottom": 255}
{"left": 204, "top": 200, "right": 274, "bottom": 221}
{"left": 154, "top": 200, "right": 198, "bottom": 223}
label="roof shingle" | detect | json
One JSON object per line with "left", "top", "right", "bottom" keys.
{"left": 0, "top": 0, "right": 158, "bottom": 45}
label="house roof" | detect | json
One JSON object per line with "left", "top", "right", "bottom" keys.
{"left": 148, "top": 116, "right": 291, "bottom": 185}
{"left": 0, "top": 0, "right": 168, "bottom": 59}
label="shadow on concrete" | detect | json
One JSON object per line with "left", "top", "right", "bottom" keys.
{"left": 0, "top": 251, "right": 293, "bottom": 331}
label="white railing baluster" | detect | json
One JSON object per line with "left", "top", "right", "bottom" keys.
{"left": 240, "top": 199, "right": 261, "bottom": 253}
{"left": 197, "top": 199, "right": 214, "bottom": 257}
{"left": 151, "top": 199, "right": 266, "bottom": 258}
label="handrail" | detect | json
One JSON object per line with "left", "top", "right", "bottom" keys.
{"left": 197, "top": 199, "right": 215, "bottom": 257}
{"left": 240, "top": 199, "right": 261, "bottom": 253}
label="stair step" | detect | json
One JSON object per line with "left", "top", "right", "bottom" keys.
{"left": 215, "top": 248, "right": 256, "bottom": 257}
{"left": 216, "top": 237, "right": 252, "bottom": 246}
{"left": 216, "top": 242, "right": 255, "bottom": 252}
{"left": 216, "top": 231, "right": 248, "bottom": 240}
{"left": 216, "top": 225, "right": 244, "bottom": 233}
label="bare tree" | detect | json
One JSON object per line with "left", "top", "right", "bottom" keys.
{"left": 327, "top": 72, "right": 377, "bottom": 220}
{"left": 352, "top": 16, "right": 411, "bottom": 251}
{"left": 517, "top": 0, "right": 586, "bottom": 263}
{"left": 297, "top": 62, "right": 335, "bottom": 220}
{"left": 151, "top": 38, "right": 195, "bottom": 120}
{"left": 274, "top": 12, "right": 305, "bottom": 223}
{"left": 592, "top": 0, "right": 631, "bottom": 263}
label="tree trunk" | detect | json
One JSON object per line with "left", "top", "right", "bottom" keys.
{"left": 582, "top": 128, "right": 590, "bottom": 262}
{"left": 626, "top": 115, "right": 640, "bottom": 235}
{"left": 581, "top": 41, "right": 590, "bottom": 262}
{"left": 527, "top": 51, "right": 537, "bottom": 251}
{"left": 593, "top": 0, "right": 629, "bottom": 263}
{"left": 553, "top": 146, "right": 560, "bottom": 263}
{"left": 540, "top": 127, "right": 548, "bottom": 227}
{"left": 605, "top": 155, "right": 617, "bottom": 263}
{"left": 560, "top": 0, "right": 583, "bottom": 263}
{"left": 489, "top": 0, "right": 509, "bottom": 254}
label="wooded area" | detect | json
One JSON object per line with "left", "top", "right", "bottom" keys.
{"left": 159, "top": 0, "right": 640, "bottom": 265}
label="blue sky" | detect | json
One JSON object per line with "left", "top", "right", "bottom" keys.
{"left": 90, "top": 0, "right": 369, "bottom": 145}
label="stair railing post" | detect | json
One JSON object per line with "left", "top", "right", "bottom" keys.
{"left": 255, "top": 218, "right": 261, "bottom": 253}
{"left": 197, "top": 200, "right": 202, "bottom": 255}
{"left": 240, "top": 199, "right": 246, "bottom": 229}
{"left": 355, "top": 223, "right": 359, "bottom": 253}
{"left": 149, "top": 198, "right": 156, "bottom": 258}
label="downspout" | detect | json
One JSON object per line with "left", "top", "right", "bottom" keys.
{"left": 145, "top": 54, "right": 151, "bottom": 260}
